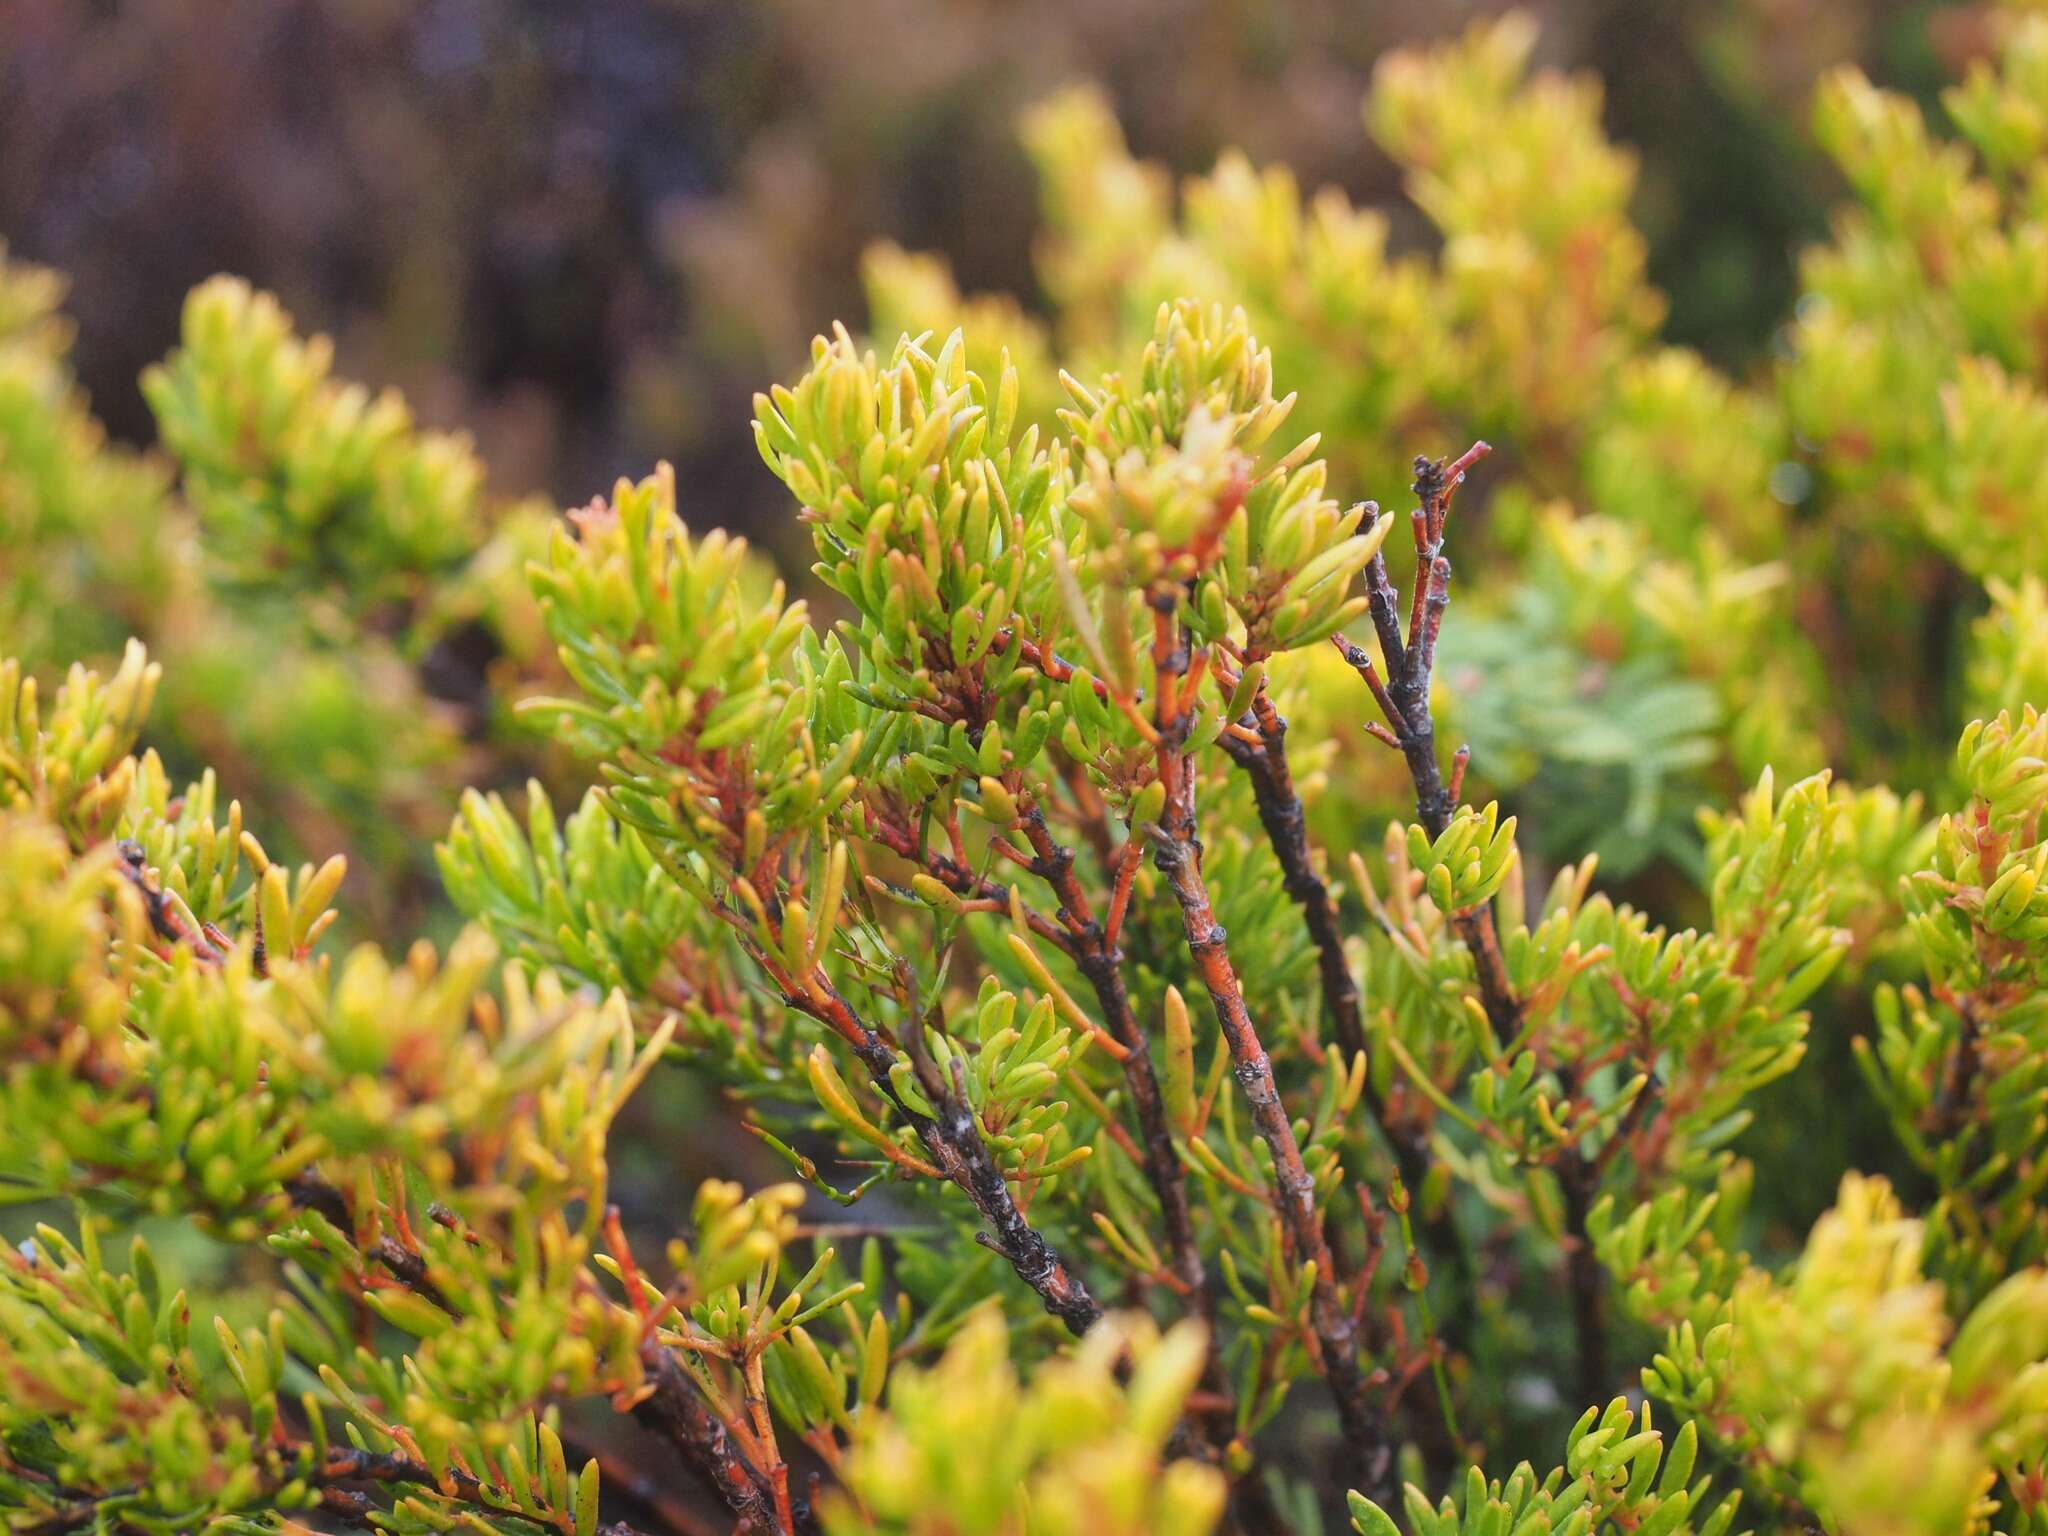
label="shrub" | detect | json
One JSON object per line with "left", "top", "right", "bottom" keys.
{"left": 9, "top": 11, "right": 2048, "bottom": 1536}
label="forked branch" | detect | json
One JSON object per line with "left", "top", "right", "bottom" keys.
{"left": 1333, "top": 441, "right": 1607, "bottom": 1401}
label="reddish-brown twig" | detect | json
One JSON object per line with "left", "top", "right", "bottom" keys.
{"left": 1146, "top": 594, "right": 1393, "bottom": 1505}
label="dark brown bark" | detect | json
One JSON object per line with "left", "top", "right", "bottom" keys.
{"left": 1218, "top": 700, "right": 1438, "bottom": 1197}
{"left": 114, "top": 838, "right": 224, "bottom": 962}
{"left": 788, "top": 972, "right": 1103, "bottom": 1336}
{"left": 1219, "top": 688, "right": 1479, "bottom": 1375}
{"left": 872, "top": 801, "right": 1209, "bottom": 1328}
{"left": 1349, "top": 447, "right": 1521, "bottom": 1044}
{"left": 1337, "top": 444, "right": 1609, "bottom": 1408}
{"left": 555, "top": 1427, "right": 729, "bottom": 1536}
{"left": 283, "top": 1173, "right": 455, "bottom": 1313}
{"left": 1931, "top": 996, "right": 1984, "bottom": 1144}
{"left": 634, "top": 1345, "right": 789, "bottom": 1535}
{"left": 1559, "top": 1150, "right": 1609, "bottom": 1408}
{"left": 1015, "top": 803, "right": 1209, "bottom": 1319}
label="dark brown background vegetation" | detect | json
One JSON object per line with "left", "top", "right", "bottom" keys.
{"left": 2, "top": 0, "right": 1965, "bottom": 549}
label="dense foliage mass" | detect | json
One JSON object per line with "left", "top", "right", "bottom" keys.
{"left": 9, "top": 11, "right": 2048, "bottom": 1535}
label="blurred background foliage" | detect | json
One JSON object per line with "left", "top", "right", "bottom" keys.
{"left": 0, "top": 0, "right": 1964, "bottom": 526}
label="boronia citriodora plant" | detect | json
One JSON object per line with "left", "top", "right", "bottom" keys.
{"left": 12, "top": 10, "right": 2048, "bottom": 1536}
